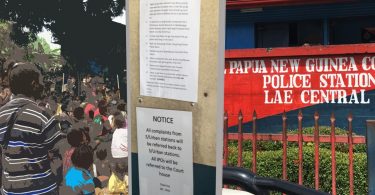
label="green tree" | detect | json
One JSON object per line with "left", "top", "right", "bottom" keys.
{"left": 27, "top": 37, "right": 64, "bottom": 71}
{"left": 0, "top": 20, "right": 64, "bottom": 72}
{"left": 0, "top": 20, "right": 19, "bottom": 60}
{"left": 0, "top": 0, "right": 125, "bottom": 72}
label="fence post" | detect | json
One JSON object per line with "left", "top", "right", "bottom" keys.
{"left": 330, "top": 112, "right": 336, "bottom": 195}
{"left": 314, "top": 111, "right": 320, "bottom": 190}
{"left": 224, "top": 111, "right": 228, "bottom": 166}
{"left": 238, "top": 110, "right": 243, "bottom": 167}
{"left": 282, "top": 111, "right": 287, "bottom": 181}
{"left": 252, "top": 110, "right": 257, "bottom": 173}
{"left": 367, "top": 120, "right": 375, "bottom": 195}
{"left": 298, "top": 110, "right": 303, "bottom": 185}
{"left": 348, "top": 113, "right": 354, "bottom": 195}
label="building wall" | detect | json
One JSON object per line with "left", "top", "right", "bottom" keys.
{"left": 225, "top": 1, "right": 375, "bottom": 49}
{"left": 225, "top": 23, "right": 255, "bottom": 49}
{"left": 224, "top": 1, "right": 375, "bottom": 135}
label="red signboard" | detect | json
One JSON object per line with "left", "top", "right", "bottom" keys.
{"left": 225, "top": 52, "right": 375, "bottom": 127}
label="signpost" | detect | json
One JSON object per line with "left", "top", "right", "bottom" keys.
{"left": 126, "top": 0, "right": 225, "bottom": 194}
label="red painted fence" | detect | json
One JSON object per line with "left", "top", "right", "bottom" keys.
{"left": 223, "top": 110, "right": 366, "bottom": 195}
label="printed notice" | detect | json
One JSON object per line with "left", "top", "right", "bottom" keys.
{"left": 139, "top": 0, "right": 201, "bottom": 102}
{"left": 136, "top": 107, "right": 193, "bottom": 195}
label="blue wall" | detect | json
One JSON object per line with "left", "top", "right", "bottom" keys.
{"left": 226, "top": 1, "right": 375, "bottom": 23}
{"left": 225, "top": 23, "right": 255, "bottom": 49}
{"left": 225, "top": 1, "right": 375, "bottom": 49}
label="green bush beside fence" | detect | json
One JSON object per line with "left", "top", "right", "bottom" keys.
{"left": 227, "top": 126, "right": 368, "bottom": 195}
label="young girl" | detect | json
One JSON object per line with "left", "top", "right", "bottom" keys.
{"left": 64, "top": 145, "right": 97, "bottom": 195}
{"left": 63, "top": 129, "right": 83, "bottom": 175}
{"left": 108, "top": 159, "right": 128, "bottom": 195}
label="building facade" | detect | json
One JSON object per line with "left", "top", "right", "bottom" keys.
{"left": 225, "top": 0, "right": 375, "bottom": 134}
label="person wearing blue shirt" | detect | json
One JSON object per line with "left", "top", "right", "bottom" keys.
{"left": 63, "top": 145, "right": 96, "bottom": 195}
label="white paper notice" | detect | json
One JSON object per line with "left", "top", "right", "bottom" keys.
{"left": 139, "top": 0, "right": 201, "bottom": 102}
{"left": 136, "top": 107, "right": 193, "bottom": 195}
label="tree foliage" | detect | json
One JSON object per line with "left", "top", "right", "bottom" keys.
{"left": 0, "top": 0, "right": 125, "bottom": 74}
{"left": 0, "top": 20, "right": 64, "bottom": 72}
{"left": 27, "top": 37, "right": 64, "bottom": 71}
{"left": 0, "top": 20, "right": 18, "bottom": 59}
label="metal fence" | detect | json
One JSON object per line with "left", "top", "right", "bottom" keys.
{"left": 223, "top": 110, "right": 366, "bottom": 195}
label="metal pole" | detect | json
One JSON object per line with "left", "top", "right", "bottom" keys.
{"left": 282, "top": 111, "right": 287, "bottom": 182}
{"left": 314, "top": 111, "right": 320, "bottom": 190}
{"left": 330, "top": 113, "right": 337, "bottom": 195}
{"left": 117, "top": 74, "right": 120, "bottom": 99}
{"left": 298, "top": 110, "right": 303, "bottom": 185}
{"left": 237, "top": 110, "right": 243, "bottom": 167}
{"left": 252, "top": 110, "right": 257, "bottom": 173}
{"left": 62, "top": 73, "right": 64, "bottom": 93}
{"left": 367, "top": 120, "right": 375, "bottom": 195}
{"left": 117, "top": 74, "right": 120, "bottom": 89}
{"left": 348, "top": 113, "right": 354, "bottom": 195}
{"left": 224, "top": 112, "right": 228, "bottom": 166}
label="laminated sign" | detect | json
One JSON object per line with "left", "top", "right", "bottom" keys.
{"left": 136, "top": 107, "right": 193, "bottom": 195}
{"left": 139, "top": 0, "right": 201, "bottom": 102}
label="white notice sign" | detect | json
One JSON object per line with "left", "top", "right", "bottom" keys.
{"left": 136, "top": 107, "right": 193, "bottom": 195}
{"left": 140, "top": 0, "right": 201, "bottom": 102}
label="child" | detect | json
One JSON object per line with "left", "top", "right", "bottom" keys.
{"left": 111, "top": 113, "right": 128, "bottom": 159}
{"left": 64, "top": 145, "right": 97, "bottom": 195}
{"left": 108, "top": 159, "right": 128, "bottom": 195}
{"left": 93, "top": 148, "right": 111, "bottom": 186}
{"left": 63, "top": 129, "right": 85, "bottom": 175}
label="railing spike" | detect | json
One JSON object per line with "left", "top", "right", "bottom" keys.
{"left": 238, "top": 110, "right": 243, "bottom": 120}
{"left": 348, "top": 112, "right": 353, "bottom": 122}
{"left": 253, "top": 110, "right": 257, "bottom": 119}
{"left": 314, "top": 111, "right": 319, "bottom": 120}
{"left": 330, "top": 112, "right": 335, "bottom": 122}
{"left": 282, "top": 110, "right": 287, "bottom": 120}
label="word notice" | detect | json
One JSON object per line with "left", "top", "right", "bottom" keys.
{"left": 136, "top": 107, "right": 193, "bottom": 195}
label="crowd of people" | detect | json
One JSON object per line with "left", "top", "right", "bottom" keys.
{"left": 0, "top": 61, "right": 128, "bottom": 195}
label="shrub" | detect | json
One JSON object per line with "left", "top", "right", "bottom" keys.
{"left": 288, "top": 126, "right": 366, "bottom": 153}
{"left": 226, "top": 126, "right": 368, "bottom": 195}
